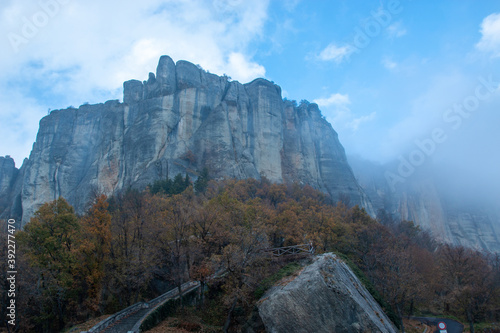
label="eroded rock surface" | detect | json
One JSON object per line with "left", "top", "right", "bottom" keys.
{"left": 255, "top": 254, "right": 397, "bottom": 333}
{"left": 0, "top": 56, "right": 372, "bottom": 225}
{"left": 0, "top": 156, "right": 23, "bottom": 221}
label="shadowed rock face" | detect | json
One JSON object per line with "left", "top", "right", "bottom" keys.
{"left": 255, "top": 254, "right": 397, "bottom": 333}
{"left": 0, "top": 55, "right": 372, "bottom": 225}
{"left": 0, "top": 156, "right": 23, "bottom": 221}
{"left": 0, "top": 157, "right": 17, "bottom": 199}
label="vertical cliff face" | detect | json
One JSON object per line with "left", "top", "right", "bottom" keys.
{"left": 3, "top": 55, "right": 372, "bottom": 225}
{"left": 2, "top": 55, "right": 495, "bottom": 252}
{"left": 395, "top": 181, "right": 500, "bottom": 252}
{"left": 0, "top": 157, "right": 17, "bottom": 199}
{"left": 281, "top": 101, "right": 371, "bottom": 209}
{"left": 21, "top": 100, "right": 126, "bottom": 223}
{"left": 0, "top": 156, "right": 23, "bottom": 221}
{"left": 349, "top": 156, "right": 500, "bottom": 252}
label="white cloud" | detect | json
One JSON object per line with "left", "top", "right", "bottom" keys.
{"left": 314, "top": 93, "right": 375, "bottom": 132}
{"left": 382, "top": 57, "right": 397, "bottom": 70}
{"left": 347, "top": 112, "right": 376, "bottom": 131}
{"left": 317, "top": 44, "right": 354, "bottom": 63}
{"left": 0, "top": 0, "right": 270, "bottom": 163}
{"left": 314, "top": 93, "right": 350, "bottom": 107}
{"left": 381, "top": 72, "right": 473, "bottom": 160}
{"left": 476, "top": 12, "right": 500, "bottom": 57}
{"left": 225, "top": 52, "right": 266, "bottom": 82}
{"left": 386, "top": 21, "right": 407, "bottom": 39}
{"left": 282, "top": 0, "right": 301, "bottom": 12}
{"left": 0, "top": 91, "right": 46, "bottom": 167}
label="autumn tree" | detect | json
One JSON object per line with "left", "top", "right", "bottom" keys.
{"left": 78, "top": 194, "right": 112, "bottom": 315}
{"left": 354, "top": 222, "right": 392, "bottom": 277}
{"left": 217, "top": 200, "right": 270, "bottom": 333}
{"left": 147, "top": 188, "right": 196, "bottom": 304}
{"left": 166, "top": 191, "right": 194, "bottom": 300}
{"left": 373, "top": 240, "right": 425, "bottom": 333}
{"left": 17, "top": 198, "right": 81, "bottom": 332}
{"left": 301, "top": 204, "right": 338, "bottom": 252}
{"left": 16, "top": 177, "right": 500, "bottom": 332}
{"left": 438, "top": 245, "right": 497, "bottom": 333}
{"left": 189, "top": 199, "right": 230, "bottom": 304}
{"left": 107, "top": 189, "right": 155, "bottom": 307}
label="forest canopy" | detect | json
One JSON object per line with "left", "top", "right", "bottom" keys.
{"left": 1, "top": 177, "right": 499, "bottom": 332}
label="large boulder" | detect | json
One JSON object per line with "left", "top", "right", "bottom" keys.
{"left": 255, "top": 254, "right": 397, "bottom": 333}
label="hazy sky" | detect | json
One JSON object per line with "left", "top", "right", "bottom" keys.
{"left": 1, "top": 0, "right": 499, "bottom": 196}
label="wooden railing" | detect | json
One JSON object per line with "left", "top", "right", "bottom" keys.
{"left": 260, "top": 243, "right": 314, "bottom": 257}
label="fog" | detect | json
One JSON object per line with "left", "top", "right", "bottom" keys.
{"left": 430, "top": 99, "right": 500, "bottom": 208}
{"left": 345, "top": 78, "right": 500, "bottom": 213}
{"left": 1, "top": 0, "right": 499, "bottom": 215}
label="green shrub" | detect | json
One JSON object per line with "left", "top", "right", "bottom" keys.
{"left": 254, "top": 262, "right": 302, "bottom": 299}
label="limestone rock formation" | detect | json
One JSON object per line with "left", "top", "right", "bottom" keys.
{"left": 349, "top": 156, "right": 500, "bottom": 252}
{"left": 254, "top": 253, "right": 397, "bottom": 333}
{"left": 0, "top": 55, "right": 372, "bottom": 225}
{"left": 0, "top": 156, "right": 23, "bottom": 221}
{"left": 0, "top": 157, "right": 17, "bottom": 200}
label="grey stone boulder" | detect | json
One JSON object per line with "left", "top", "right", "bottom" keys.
{"left": 256, "top": 254, "right": 397, "bottom": 333}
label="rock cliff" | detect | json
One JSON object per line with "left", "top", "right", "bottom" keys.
{"left": 349, "top": 156, "right": 500, "bottom": 253}
{"left": 252, "top": 253, "right": 397, "bottom": 333}
{"left": 0, "top": 157, "right": 17, "bottom": 202}
{"left": 0, "top": 156, "right": 23, "bottom": 221}
{"left": 0, "top": 55, "right": 372, "bottom": 225}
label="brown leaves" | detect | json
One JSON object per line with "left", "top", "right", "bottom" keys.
{"left": 436, "top": 245, "right": 497, "bottom": 326}
{"left": 78, "top": 194, "right": 112, "bottom": 314}
{"left": 16, "top": 178, "right": 500, "bottom": 332}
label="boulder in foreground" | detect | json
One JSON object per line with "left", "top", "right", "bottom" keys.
{"left": 254, "top": 253, "right": 397, "bottom": 333}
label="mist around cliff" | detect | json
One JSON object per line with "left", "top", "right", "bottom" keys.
{"left": 344, "top": 71, "right": 500, "bottom": 214}
{"left": 6, "top": 177, "right": 499, "bottom": 332}
{"left": 2, "top": 1, "right": 499, "bottom": 172}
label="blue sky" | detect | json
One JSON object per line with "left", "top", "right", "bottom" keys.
{"left": 1, "top": 0, "right": 499, "bottom": 195}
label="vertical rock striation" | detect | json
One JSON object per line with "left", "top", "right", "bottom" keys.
{"left": 0, "top": 156, "right": 23, "bottom": 221}
{"left": 0, "top": 56, "right": 372, "bottom": 225}
{"left": 0, "top": 157, "right": 17, "bottom": 200}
